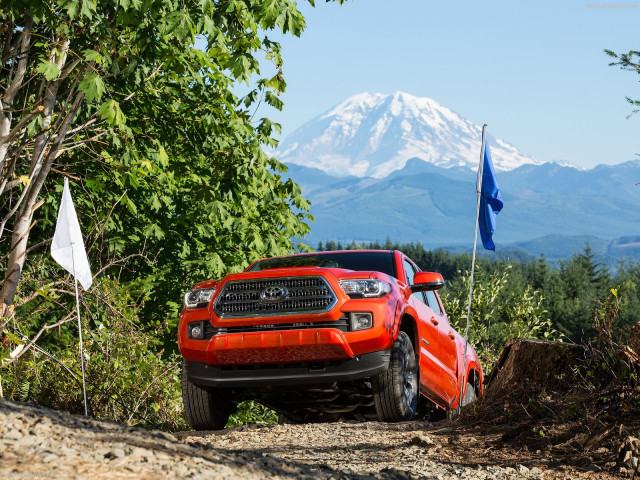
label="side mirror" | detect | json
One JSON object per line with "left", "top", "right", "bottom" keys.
{"left": 410, "top": 271, "right": 445, "bottom": 292}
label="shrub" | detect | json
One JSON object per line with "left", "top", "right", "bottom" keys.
{"left": 441, "top": 264, "right": 562, "bottom": 368}
{"left": 2, "top": 278, "right": 187, "bottom": 431}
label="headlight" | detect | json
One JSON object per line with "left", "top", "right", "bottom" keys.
{"left": 183, "top": 288, "right": 216, "bottom": 309}
{"left": 339, "top": 279, "right": 391, "bottom": 298}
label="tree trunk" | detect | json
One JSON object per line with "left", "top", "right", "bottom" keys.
{"left": 0, "top": 34, "right": 80, "bottom": 320}
{"left": 0, "top": 16, "right": 32, "bottom": 175}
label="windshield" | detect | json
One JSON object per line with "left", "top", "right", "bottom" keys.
{"left": 248, "top": 252, "right": 397, "bottom": 278}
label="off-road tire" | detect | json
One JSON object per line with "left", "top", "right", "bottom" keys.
{"left": 372, "top": 331, "right": 418, "bottom": 422}
{"left": 182, "top": 363, "right": 233, "bottom": 430}
{"left": 461, "top": 380, "right": 477, "bottom": 407}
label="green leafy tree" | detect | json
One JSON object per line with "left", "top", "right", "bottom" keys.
{"left": 0, "top": 0, "right": 344, "bottom": 333}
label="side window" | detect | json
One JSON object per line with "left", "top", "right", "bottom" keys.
{"left": 403, "top": 259, "right": 426, "bottom": 304}
{"left": 425, "top": 291, "right": 443, "bottom": 315}
{"left": 403, "top": 259, "right": 415, "bottom": 285}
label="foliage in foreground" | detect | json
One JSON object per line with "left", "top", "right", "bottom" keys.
{"left": 2, "top": 278, "right": 187, "bottom": 430}
{"left": 1, "top": 0, "right": 349, "bottom": 431}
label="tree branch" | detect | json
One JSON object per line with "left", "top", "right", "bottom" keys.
{"left": 2, "top": 105, "right": 44, "bottom": 146}
{"left": 2, "top": 309, "right": 76, "bottom": 366}
{"left": 122, "top": 61, "right": 165, "bottom": 103}
{"left": 1, "top": 16, "right": 33, "bottom": 104}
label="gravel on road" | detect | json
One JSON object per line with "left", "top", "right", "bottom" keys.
{"left": 0, "top": 399, "right": 620, "bottom": 479}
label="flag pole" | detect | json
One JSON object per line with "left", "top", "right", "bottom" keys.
{"left": 458, "top": 123, "right": 487, "bottom": 414}
{"left": 71, "top": 243, "right": 88, "bottom": 416}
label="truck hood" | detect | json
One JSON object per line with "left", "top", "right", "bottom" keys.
{"left": 217, "top": 267, "right": 389, "bottom": 283}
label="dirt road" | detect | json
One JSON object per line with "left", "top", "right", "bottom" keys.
{"left": 0, "top": 398, "right": 622, "bottom": 480}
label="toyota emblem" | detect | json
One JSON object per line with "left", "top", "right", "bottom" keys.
{"left": 260, "top": 285, "right": 289, "bottom": 304}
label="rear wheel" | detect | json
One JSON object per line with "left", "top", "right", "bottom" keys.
{"left": 372, "top": 331, "right": 418, "bottom": 422}
{"left": 182, "top": 363, "right": 234, "bottom": 430}
{"left": 461, "top": 380, "right": 477, "bottom": 407}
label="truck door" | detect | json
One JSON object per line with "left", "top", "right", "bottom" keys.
{"left": 426, "top": 290, "right": 458, "bottom": 405}
{"left": 402, "top": 259, "right": 440, "bottom": 392}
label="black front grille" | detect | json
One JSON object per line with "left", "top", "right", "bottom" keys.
{"left": 209, "top": 318, "right": 349, "bottom": 336}
{"left": 213, "top": 276, "right": 337, "bottom": 318}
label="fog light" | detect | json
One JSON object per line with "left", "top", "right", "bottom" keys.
{"left": 188, "top": 321, "right": 205, "bottom": 340}
{"left": 349, "top": 312, "right": 373, "bottom": 331}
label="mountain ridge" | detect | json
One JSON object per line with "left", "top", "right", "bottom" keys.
{"left": 284, "top": 160, "right": 640, "bottom": 262}
{"left": 277, "top": 91, "right": 545, "bottom": 178}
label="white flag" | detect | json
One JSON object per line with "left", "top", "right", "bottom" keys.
{"left": 51, "top": 178, "right": 93, "bottom": 291}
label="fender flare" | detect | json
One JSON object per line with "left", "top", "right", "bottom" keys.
{"left": 460, "top": 359, "right": 484, "bottom": 397}
{"left": 393, "top": 301, "right": 420, "bottom": 342}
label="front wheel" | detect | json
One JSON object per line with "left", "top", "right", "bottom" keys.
{"left": 372, "top": 331, "right": 418, "bottom": 422}
{"left": 182, "top": 363, "right": 234, "bottom": 430}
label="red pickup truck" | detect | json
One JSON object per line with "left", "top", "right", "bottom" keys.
{"left": 178, "top": 250, "right": 483, "bottom": 430}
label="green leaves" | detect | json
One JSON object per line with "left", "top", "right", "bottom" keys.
{"left": 157, "top": 145, "right": 169, "bottom": 167}
{"left": 265, "top": 91, "right": 284, "bottom": 111}
{"left": 36, "top": 61, "right": 60, "bottom": 81}
{"left": 79, "top": 72, "right": 105, "bottom": 103}
{"left": 162, "top": 10, "right": 196, "bottom": 41}
{"left": 80, "top": 0, "right": 97, "bottom": 20}
{"left": 442, "top": 264, "right": 560, "bottom": 367}
{"left": 83, "top": 49, "right": 102, "bottom": 64}
{"left": 59, "top": 0, "right": 96, "bottom": 19}
{"left": 228, "top": 54, "right": 256, "bottom": 81}
{"left": 99, "top": 100, "right": 126, "bottom": 126}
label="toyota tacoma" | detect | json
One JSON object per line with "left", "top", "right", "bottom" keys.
{"left": 178, "top": 250, "right": 483, "bottom": 429}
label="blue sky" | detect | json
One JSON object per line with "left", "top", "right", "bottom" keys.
{"left": 254, "top": 0, "right": 639, "bottom": 169}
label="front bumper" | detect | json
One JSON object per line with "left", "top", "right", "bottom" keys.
{"left": 184, "top": 349, "right": 391, "bottom": 388}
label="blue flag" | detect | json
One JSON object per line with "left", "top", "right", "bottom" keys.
{"left": 478, "top": 141, "right": 503, "bottom": 251}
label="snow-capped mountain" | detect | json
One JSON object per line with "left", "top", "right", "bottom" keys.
{"left": 276, "top": 92, "right": 543, "bottom": 178}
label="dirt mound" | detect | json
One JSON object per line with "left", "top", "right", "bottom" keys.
{"left": 482, "top": 338, "right": 585, "bottom": 406}
{"left": 457, "top": 338, "right": 640, "bottom": 478}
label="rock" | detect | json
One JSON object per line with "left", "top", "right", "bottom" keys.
{"left": 153, "top": 431, "right": 178, "bottom": 442}
{"left": 0, "top": 397, "right": 620, "bottom": 480}
{"left": 40, "top": 452, "right": 58, "bottom": 463}
{"left": 618, "top": 435, "right": 640, "bottom": 470}
{"left": 124, "top": 464, "right": 142, "bottom": 473}
{"left": 14, "top": 434, "right": 41, "bottom": 448}
{"left": 410, "top": 434, "right": 434, "bottom": 447}
{"left": 625, "top": 457, "right": 639, "bottom": 470}
{"left": 2, "top": 429, "right": 23, "bottom": 441}
{"left": 131, "top": 446, "right": 152, "bottom": 460}
{"left": 105, "top": 447, "right": 126, "bottom": 459}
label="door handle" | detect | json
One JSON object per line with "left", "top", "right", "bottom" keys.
{"left": 430, "top": 317, "right": 439, "bottom": 326}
